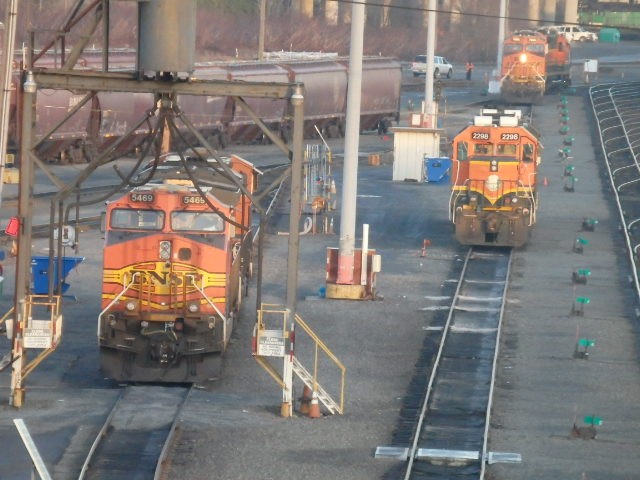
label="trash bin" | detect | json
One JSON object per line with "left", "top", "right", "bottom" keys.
{"left": 31, "top": 256, "right": 84, "bottom": 294}
{"left": 599, "top": 28, "right": 620, "bottom": 43}
{"left": 424, "top": 157, "right": 452, "bottom": 183}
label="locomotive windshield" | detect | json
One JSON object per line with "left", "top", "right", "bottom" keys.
{"left": 525, "top": 44, "right": 545, "bottom": 54}
{"left": 171, "top": 211, "right": 224, "bottom": 232}
{"left": 504, "top": 44, "right": 522, "bottom": 54}
{"left": 111, "top": 209, "right": 164, "bottom": 230}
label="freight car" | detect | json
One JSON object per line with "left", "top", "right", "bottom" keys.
{"left": 8, "top": 55, "right": 401, "bottom": 163}
{"left": 500, "top": 30, "right": 571, "bottom": 104}
{"left": 98, "top": 152, "right": 256, "bottom": 382}
{"left": 449, "top": 108, "right": 542, "bottom": 247}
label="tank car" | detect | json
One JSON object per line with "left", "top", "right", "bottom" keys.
{"left": 9, "top": 55, "right": 401, "bottom": 164}
{"left": 500, "top": 30, "right": 571, "bottom": 104}
{"left": 98, "top": 153, "right": 257, "bottom": 382}
{"left": 449, "top": 108, "right": 542, "bottom": 247}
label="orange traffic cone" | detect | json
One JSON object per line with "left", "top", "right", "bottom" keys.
{"left": 308, "top": 391, "right": 321, "bottom": 418}
{"left": 299, "top": 385, "right": 312, "bottom": 415}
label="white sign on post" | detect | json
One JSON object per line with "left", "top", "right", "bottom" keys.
{"left": 257, "top": 329, "right": 286, "bottom": 357}
{"left": 24, "top": 328, "right": 52, "bottom": 349}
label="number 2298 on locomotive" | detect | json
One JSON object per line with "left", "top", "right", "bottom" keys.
{"left": 449, "top": 109, "right": 542, "bottom": 247}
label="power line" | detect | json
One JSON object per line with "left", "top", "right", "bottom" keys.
{"left": 328, "top": 0, "right": 640, "bottom": 32}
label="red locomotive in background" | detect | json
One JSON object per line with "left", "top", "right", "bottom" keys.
{"left": 449, "top": 108, "right": 542, "bottom": 247}
{"left": 98, "top": 152, "right": 257, "bottom": 382}
{"left": 7, "top": 52, "right": 401, "bottom": 164}
{"left": 500, "top": 29, "right": 571, "bottom": 104}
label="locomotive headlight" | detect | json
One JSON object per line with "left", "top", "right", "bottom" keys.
{"left": 490, "top": 159, "right": 498, "bottom": 172}
{"left": 159, "top": 240, "right": 171, "bottom": 260}
{"left": 188, "top": 302, "right": 200, "bottom": 313}
{"left": 486, "top": 174, "right": 500, "bottom": 192}
{"left": 125, "top": 300, "right": 137, "bottom": 311}
{"left": 519, "top": 53, "right": 527, "bottom": 64}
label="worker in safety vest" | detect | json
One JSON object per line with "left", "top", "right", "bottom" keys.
{"left": 466, "top": 61, "right": 474, "bottom": 81}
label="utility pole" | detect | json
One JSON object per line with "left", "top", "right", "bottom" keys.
{"left": 336, "top": 0, "right": 364, "bottom": 286}
{"left": 258, "top": 0, "right": 266, "bottom": 60}
{"left": 424, "top": 0, "right": 436, "bottom": 125}
{"left": 496, "top": 0, "right": 508, "bottom": 75}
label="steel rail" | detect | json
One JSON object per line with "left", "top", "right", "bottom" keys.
{"left": 479, "top": 249, "right": 513, "bottom": 478}
{"left": 403, "top": 247, "right": 512, "bottom": 480}
{"left": 78, "top": 385, "right": 192, "bottom": 480}
{"left": 590, "top": 82, "right": 640, "bottom": 306}
{"left": 153, "top": 386, "right": 194, "bottom": 480}
{"left": 77, "top": 388, "right": 127, "bottom": 480}
{"left": 402, "top": 247, "right": 473, "bottom": 479}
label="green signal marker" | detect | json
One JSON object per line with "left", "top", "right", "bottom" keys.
{"left": 584, "top": 416, "right": 603, "bottom": 426}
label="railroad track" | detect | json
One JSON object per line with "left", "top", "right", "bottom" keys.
{"left": 377, "top": 247, "right": 517, "bottom": 479}
{"left": 78, "top": 385, "right": 192, "bottom": 480}
{"left": 590, "top": 82, "right": 640, "bottom": 302}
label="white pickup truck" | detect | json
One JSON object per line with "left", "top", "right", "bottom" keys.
{"left": 411, "top": 55, "right": 453, "bottom": 78}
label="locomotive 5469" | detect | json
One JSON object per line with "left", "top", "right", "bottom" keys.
{"left": 449, "top": 108, "right": 542, "bottom": 247}
{"left": 98, "top": 153, "right": 257, "bottom": 382}
{"left": 500, "top": 29, "right": 571, "bottom": 104}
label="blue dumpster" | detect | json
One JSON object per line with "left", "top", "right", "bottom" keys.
{"left": 425, "top": 157, "right": 452, "bottom": 183}
{"left": 31, "top": 256, "right": 84, "bottom": 294}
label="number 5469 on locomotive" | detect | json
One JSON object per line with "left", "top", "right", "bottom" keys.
{"left": 98, "top": 154, "right": 257, "bottom": 383}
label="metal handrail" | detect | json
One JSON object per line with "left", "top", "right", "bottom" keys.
{"left": 294, "top": 313, "right": 346, "bottom": 413}
{"left": 97, "top": 272, "right": 140, "bottom": 336}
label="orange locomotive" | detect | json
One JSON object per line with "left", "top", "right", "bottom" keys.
{"left": 98, "top": 153, "right": 258, "bottom": 382}
{"left": 501, "top": 29, "right": 571, "bottom": 104}
{"left": 449, "top": 108, "right": 542, "bottom": 247}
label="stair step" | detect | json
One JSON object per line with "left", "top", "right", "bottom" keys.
{"left": 292, "top": 357, "right": 341, "bottom": 414}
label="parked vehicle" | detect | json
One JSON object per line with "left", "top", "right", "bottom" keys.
{"left": 540, "top": 25, "right": 598, "bottom": 42}
{"left": 411, "top": 55, "right": 453, "bottom": 78}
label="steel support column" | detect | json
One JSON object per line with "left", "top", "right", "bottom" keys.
{"left": 10, "top": 73, "right": 36, "bottom": 408}
{"left": 282, "top": 86, "right": 305, "bottom": 417}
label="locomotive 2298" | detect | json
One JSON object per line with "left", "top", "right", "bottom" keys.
{"left": 98, "top": 153, "right": 257, "bottom": 382}
{"left": 449, "top": 108, "right": 542, "bottom": 247}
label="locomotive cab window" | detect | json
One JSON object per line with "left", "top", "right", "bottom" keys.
{"left": 473, "top": 144, "right": 491, "bottom": 155}
{"left": 504, "top": 44, "right": 522, "bottom": 54}
{"left": 526, "top": 44, "right": 545, "bottom": 54}
{"left": 523, "top": 144, "right": 534, "bottom": 162}
{"left": 456, "top": 141, "right": 468, "bottom": 161}
{"left": 172, "top": 211, "right": 224, "bottom": 232}
{"left": 497, "top": 144, "right": 517, "bottom": 156}
{"left": 111, "top": 209, "right": 164, "bottom": 230}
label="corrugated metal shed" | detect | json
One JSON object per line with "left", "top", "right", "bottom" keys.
{"left": 391, "top": 127, "right": 441, "bottom": 182}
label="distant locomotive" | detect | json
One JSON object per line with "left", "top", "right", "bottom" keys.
{"left": 98, "top": 153, "right": 257, "bottom": 382}
{"left": 500, "top": 29, "right": 571, "bottom": 104}
{"left": 8, "top": 55, "right": 401, "bottom": 164}
{"left": 449, "top": 108, "right": 542, "bottom": 247}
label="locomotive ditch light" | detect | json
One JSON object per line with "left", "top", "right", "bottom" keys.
{"left": 187, "top": 302, "right": 199, "bottom": 313}
{"left": 141, "top": 321, "right": 149, "bottom": 328}
{"left": 126, "top": 300, "right": 138, "bottom": 311}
